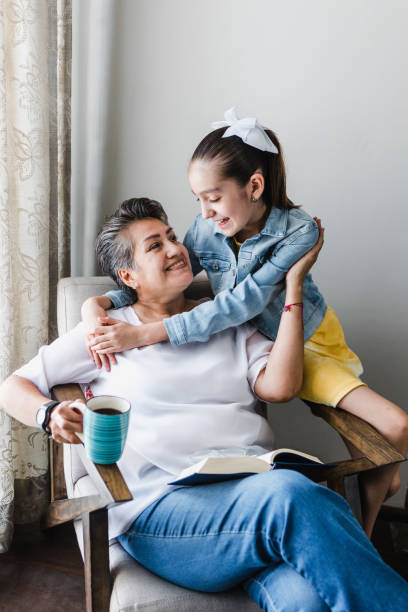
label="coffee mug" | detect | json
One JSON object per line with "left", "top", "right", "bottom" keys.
{"left": 70, "top": 395, "right": 130, "bottom": 464}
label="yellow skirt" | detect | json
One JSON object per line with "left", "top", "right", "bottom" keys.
{"left": 298, "top": 307, "right": 366, "bottom": 407}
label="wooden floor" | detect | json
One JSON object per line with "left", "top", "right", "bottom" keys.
{"left": 0, "top": 513, "right": 406, "bottom": 611}
{"left": 0, "top": 522, "right": 85, "bottom": 612}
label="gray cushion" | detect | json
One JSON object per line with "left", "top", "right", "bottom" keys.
{"left": 57, "top": 276, "right": 117, "bottom": 335}
{"left": 109, "top": 543, "right": 260, "bottom": 612}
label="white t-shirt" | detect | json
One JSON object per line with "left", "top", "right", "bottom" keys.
{"left": 15, "top": 306, "right": 275, "bottom": 539}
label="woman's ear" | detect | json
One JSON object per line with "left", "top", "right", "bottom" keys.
{"left": 249, "top": 171, "right": 265, "bottom": 201}
{"left": 118, "top": 268, "right": 139, "bottom": 291}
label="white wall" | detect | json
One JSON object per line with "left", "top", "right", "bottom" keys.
{"left": 72, "top": 0, "right": 408, "bottom": 503}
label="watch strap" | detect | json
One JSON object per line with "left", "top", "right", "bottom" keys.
{"left": 40, "top": 400, "right": 59, "bottom": 434}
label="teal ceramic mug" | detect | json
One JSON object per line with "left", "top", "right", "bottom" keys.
{"left": 70, "top": 395, "right": 130, "bottom": 464}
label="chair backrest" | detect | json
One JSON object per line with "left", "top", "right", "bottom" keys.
{"left": 57, "top": 272, "right": 212, "bottom": 334}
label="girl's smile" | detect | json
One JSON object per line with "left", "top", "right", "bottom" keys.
{"left": 189, "top": 159, "right": 267, "bottom": 242}
{"left": 216, "top": 217, "right": 230, "bottom": 229}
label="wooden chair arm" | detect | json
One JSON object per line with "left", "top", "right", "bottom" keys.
{"left": 303, "top": 400, "right": 405, "bottom": 466}
{"left": 308, "top": 458, "right": 376, "bottom": 483}
{"left": 45, "top": 386, "right": 406, "bottom": 530}
{"left": 49, "top": 387, "right": 405, "bottom": 498}
{"left": 44, "top": 383, "right": 122, "bottom": 612}
{"left": 43, "top": 383, "right": 132, "bottom": 530}
{"left": 52, "top": 383, "right": 133, "bottom": 502}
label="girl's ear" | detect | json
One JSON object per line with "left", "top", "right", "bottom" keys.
{"left": 249, "top": 171, "right": 265, "bottom": 200}
{"left": 118, "top": 268, "right": 139, "bottom": 291}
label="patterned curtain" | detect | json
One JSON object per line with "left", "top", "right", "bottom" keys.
{"left": 0, "top": 0, "right": 71, "bottom": 552}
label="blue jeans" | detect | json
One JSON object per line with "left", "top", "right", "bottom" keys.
{"left": 118, "top": 470, "right": 408, "bottom": 611}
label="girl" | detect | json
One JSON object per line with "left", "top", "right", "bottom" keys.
{"left": 83, "top": 107, "right": 408, "bottom": 538}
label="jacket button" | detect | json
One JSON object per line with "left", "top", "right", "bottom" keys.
{"left": 213, "top": 262, "right": 219, "bottom": 270}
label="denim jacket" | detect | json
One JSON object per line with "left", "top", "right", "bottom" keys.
{"left": 107, "top": 206, "right": 327, "bottom": 345}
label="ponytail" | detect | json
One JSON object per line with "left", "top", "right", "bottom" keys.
{"left": 191, "top": 127, "right": 297, "bottom": 210}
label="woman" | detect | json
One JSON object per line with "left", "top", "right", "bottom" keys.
{"left": 0, "top": 198, "right": 406, "bottom": 612}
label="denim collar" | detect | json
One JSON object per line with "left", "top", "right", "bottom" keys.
{"left": 213, "top": 206, "right": 288, "bottom": 239}
{"left": 260, "top": 207, "right": 288, "bottom": 237}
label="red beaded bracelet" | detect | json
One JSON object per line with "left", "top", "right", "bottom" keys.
{"left": 280, "top": 302, "right": 303, "bottom": 313}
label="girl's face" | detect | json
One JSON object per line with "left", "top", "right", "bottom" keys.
{"left": 188, "top": 159, "right": 266, "bottom": 239}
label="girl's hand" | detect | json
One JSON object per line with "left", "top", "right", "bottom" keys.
{"left": 87, "top": 330, "right": 118, "bottom": 371}
{"left": 82, "top": 297, "right": 117, "bottom": 371}
{"left": 286, "top": 218, "right": 324, "bottom": 286}
{"left": 90, "top": 318, "right": 169, "bottom": 353}
{"left": 90, "top": 317, "right": 145, "bottom": 353}
{"left": 48, "top": 400, "right": 84, "bottom": 444}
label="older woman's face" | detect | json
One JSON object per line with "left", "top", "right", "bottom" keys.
{"left": 119, "top": 218, "right": 193, "bottom": 299}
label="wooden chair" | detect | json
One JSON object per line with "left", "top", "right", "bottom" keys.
{"left": 42, "top": 276, "right": 406, "bottom": 612}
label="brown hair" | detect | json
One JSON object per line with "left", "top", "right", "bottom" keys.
{"left": 191, "top": 127, "right": 297, "bottom": 211}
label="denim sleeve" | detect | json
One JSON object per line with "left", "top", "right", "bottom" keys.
{"left": 105, "top": 289, "right": 134, "bottom": 309}
{"left": 183, "top": 221, "right": 203, "bottom": 277}
{"left": 165, "top": 220, "right": 319, "bottom": 345}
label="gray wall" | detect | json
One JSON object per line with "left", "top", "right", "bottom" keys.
{"left": 72, "top": 0, "right": 408, "bottom": 503}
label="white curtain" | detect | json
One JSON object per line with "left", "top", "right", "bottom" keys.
{"left": 0, "top": 0, "right": 71, "bottom": 552}
{"left": 71, "top": 0, "right": 116, "bottom": 275}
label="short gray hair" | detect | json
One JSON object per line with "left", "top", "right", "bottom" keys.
{"left": 95, "top": 197, "right": 168, "bottom": 302}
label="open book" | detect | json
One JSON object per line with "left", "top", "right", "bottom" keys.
{"left": 168, "top": 448, "right": 328, "bottom": 486}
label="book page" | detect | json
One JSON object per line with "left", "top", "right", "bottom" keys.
{"left": 258, "top": 448, "right": 322, "bottom": 464}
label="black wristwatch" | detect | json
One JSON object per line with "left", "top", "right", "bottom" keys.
{"left": 36, "top": 400, "right": 59, "bottom": 434}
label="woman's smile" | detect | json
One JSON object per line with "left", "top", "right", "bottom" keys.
{"left": 165, "top": 258, "right": 187, "bottom": 272}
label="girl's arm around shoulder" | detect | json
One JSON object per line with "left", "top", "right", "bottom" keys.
{"left": 89, "top": 318, "right": 168, "bottom": 354}
{"left": 81, "top": 290, "right": 135, "bottom": 333}
{"left": 81, "top": 290, "right": 136, "bottom": 370}
{"left": 82, "top": 295, "right": 113, "bottom": 329}
{"left": 165, "top": 217, "right": 319, "bottom": 346}
{"left": 82, "top": 294, "right": 116, "bottom": 370}
{"left": 104, "top": 289, "right": 134, "bottom": 309}
{"left": 87, "top": 299, "right": 209, "bottom": 354}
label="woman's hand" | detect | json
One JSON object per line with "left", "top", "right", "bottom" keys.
{"left": 286, "top": 218, "right": 324, "bottom": 287}
{"left": 48, "top": 400, "right": 84, "bottom": 444}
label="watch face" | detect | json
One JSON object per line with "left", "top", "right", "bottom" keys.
{"left": 36, "top": 406, "right": 46, "bottom": 427}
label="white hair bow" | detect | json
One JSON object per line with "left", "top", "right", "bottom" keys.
{"left": 211, "top": 107, "right": 278, "bottom": 154}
